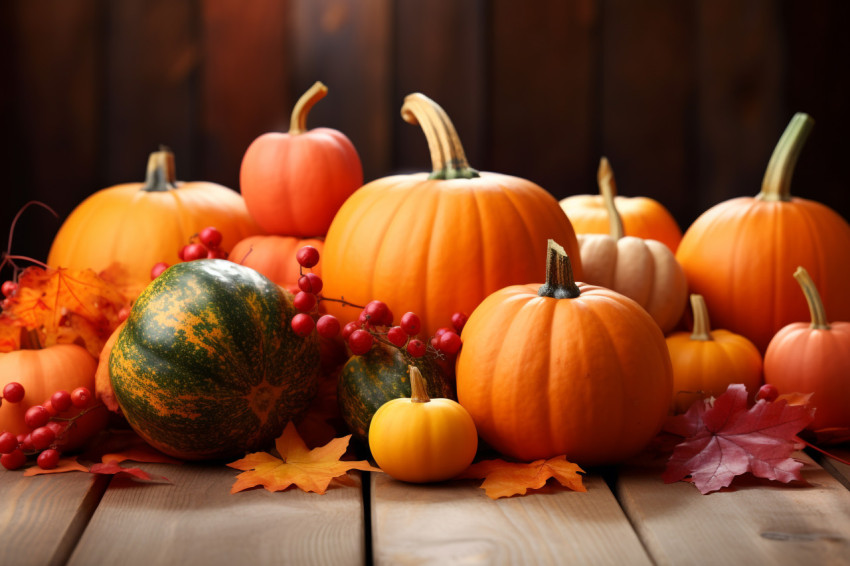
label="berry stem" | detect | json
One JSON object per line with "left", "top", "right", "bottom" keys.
{"left": 537, "top": 240, "right": 581, "bottom": 299}
{"left": 289, "top": 81, "right": 327, "bottom": 135}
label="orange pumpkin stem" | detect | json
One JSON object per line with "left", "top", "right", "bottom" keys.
{"left": 689, "top": 294, "right": 713, "bottom": 341}
{"left": 598, "top": 157, "right": 625, "bottom": 240}
{"left": 758, "top": 113, "right": 814, "bottom": 202}
{"left": 401, "top": 93, "right": 479, "bottom": 181}
{"left": 538, "top": 240, "right": 581, "bottom": 299}
{"left": 142, "top": 147, "right": 178, "bottom": 192}
{"left": 289, "top": 81, "right": 328, "bottom": 135}
{"left": 793, "top": 266, "right": 830, "bottom": 330}
{"left": 409, "top": 365, "right": 430, "bottom": 404}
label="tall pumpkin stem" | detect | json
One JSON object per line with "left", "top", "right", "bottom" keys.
{"left": 401, "top": 93, "right": 480, "bottom": 180}
{"left": 758, "top": 113, "right": 814, "bottom": 202}
{"left": 409, "top": 366, "right": 430, "bottom": 404}
{"left": 537, "top": 240, "right": 581, "bottom": 299}
{"left": 598, "top": 157, "right": 625, "bottom": 240}
{"left": 289, "top": 81, "right": 328, "bottom": 135}
{"left": 142, "top": 146, "right": 178, "bottom": 192}
{"left": 793, "top": 266, "right": 830, "bottom": 330}
{"left": 689, "top": 294, "right": 713, "bottom": 341}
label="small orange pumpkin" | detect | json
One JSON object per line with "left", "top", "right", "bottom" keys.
{"left": 229, "top": 235, "right": 325, "bottom": 291}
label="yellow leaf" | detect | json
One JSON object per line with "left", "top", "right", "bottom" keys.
{"left": 456, "top": 456, "right": 586, "bottom": 499}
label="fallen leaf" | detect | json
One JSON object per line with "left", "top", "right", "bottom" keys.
{"left": 456, "top": 456, "right": 586, "bottom": 499}
{"left": 23, "top": 457, "right": 90, "bottom": 476}
{"left": 662, "top": 384, "right": 815, "bottom": 494}
{"left": 227, "top": 422, "right": 381, "bottom": 494}
{"left": 90, "top": 461, "right": 170, "bottom": 483}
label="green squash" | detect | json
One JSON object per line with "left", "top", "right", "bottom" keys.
{"left": 109, "top": 259, "right": 320, "bottom": 460}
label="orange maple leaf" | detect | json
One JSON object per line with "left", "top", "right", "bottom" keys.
{"left": 456, "top": 456, "right": 586, "bottom": 499}
{"left": 23, "top": 457, "right": 90, "bottom": 476}
{"left": 227, "top": 422, "right": 382, "bottom": 494}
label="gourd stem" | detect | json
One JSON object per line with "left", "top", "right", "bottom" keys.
{"left": 289, "top": 81, "right": 328, "bottom": 135}
{"left": 758, "top": 113, "right": 814, "bottom": 202}
{"left": 409, "top": 366, "right": 430, "bottom": 404}
{"left": 689, "top": 294, "right": 713, "bottom": 341}
{"left": 793, "top": 266, "right": 830, "bottom": 330}
{"left": 142, "top": 146, "right": 178, "bottom": 192}
{"left": 598, "top": 157, "right": 625, "bottom": 240}
{"left": 537, "top": 240, "right": 581, "bottom": 299}
{"left": 401, "top": 93, "right": 479, "bottom": 180}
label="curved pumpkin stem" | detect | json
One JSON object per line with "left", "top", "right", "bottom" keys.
{"left": 142, "top": 146, "right": 178, "bottom": 192}
{"left": 598, "top": 157, "right": 625, "bottom": 240}
{"left": 409, "top": 365, "right": 430, "bottom": 404}
{"left": 793, "top": 266, "right": 830, "bottom": 330}
{"left": 758, "top": 113, "right": 814, "bottom": 202}
{"left": 689, "top": 294, "right": 713, "bottom": 341}
{"left": 289, "top": 81, "right": 328, "bottom": 135}
{"left": 538, "top": 240, "right": 581, "bottom": 299}
{"left": 401, "top": 93, "right": 479, "bottom": 180}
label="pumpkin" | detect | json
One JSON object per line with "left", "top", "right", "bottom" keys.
{"left": 240, "top": 81, "right": 364, "bottom": 237}
{"left": 337, "top": 340, "right": 454, "bottom": 444}
{"left": 321, "top": 93, "right": 581, "bottom": 339}
{"left": 109, "top": 259, "right": 321, "bottom": 460}
{"left": 666, "top": 294, "right": 763, "bottom": 413}
{"left": 455, "top": 240, "right": 672, "bottom": 466}
{"left": 0, "top": 342, "right": 108, "bottom": 452}
{"left": 764, "top": 267, "right": 850, "bottom": 435}
{"left": 369, "top": 365, "right": 477, "bottom": 483}
{"left": 47, "top": 148, "right": 262, "bottom": 295}
{"left": 229, "top": 235, "right": 324, "bottom": 291}
{"left": 577, "top": 158, "right": 688, "bottom": 334}
{"left": 560, "top": 157, "right": 682, "bottom": 252}
{"left": 676, "top": 113, "right": 850, "bottom": 352}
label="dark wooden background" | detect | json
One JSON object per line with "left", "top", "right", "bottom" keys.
{"left": 2, "top": 0, "right": 849, "bottom": 283}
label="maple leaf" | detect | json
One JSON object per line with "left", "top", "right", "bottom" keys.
{"left": 89, "top": 460, "right": 170, "bottom": 483}
{"left": 227, "top": 422, "right": 381, "bottom": 494}
{"left": 662, "top": 384, "right": 815, "bottom": 494}
{"left": 455, "top": 456, "right": 586, "bottom": 499}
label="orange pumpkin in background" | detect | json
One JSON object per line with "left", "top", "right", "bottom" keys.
{"left": 240, "top": 81, "right": 364, "bottom": 237}
{"left": 560, "top": 157, "right": 682, "bottom": 252}
{"left": 229, "top": 235, "right": 324, "bottom": 291}
{"left": 321, "top": 93, "right": 581, "bottom": 339}
{"left": 676, "top": 113, "right": 850, "bottom": 352}
{"left": 47, "top": 148, "right": 261, "bottom": 295}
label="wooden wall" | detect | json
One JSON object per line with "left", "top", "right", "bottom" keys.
{"left": 2, "top": 0, "right": 849, "bottom": 282}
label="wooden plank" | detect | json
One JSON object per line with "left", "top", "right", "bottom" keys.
{"left": 616, "top": 452, "right": 850, "bottom": 564}
{"left": 817, "top": 448, "right": 850, "bottom": 490}
{"left": 67, "top": 463, "right": 366, "bottom": 566}
{"left": 0, "top": 468, "right": 109, "bottom": 566}
{"left": 370, "top": 472, "right": 652, "bottom": 565}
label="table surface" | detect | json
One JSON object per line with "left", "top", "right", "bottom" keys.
{"left": 2, "top": 445, "right": 849, "bottom": 566}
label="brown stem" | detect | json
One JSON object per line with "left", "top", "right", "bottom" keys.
{"left": 537, "top": 240, "right": 581, "bottom": 299}
{"left": 689, "top": 294, "right": 713, "bottom": 341}
{"left": 793, "top": 266, "right": 830, "bottom": 330}
{"left": 289, "top": 81, "right": 328, "bottom": 135}
{"left": 758, "top": 113, "right": 814, "bottom": 202}
{"left": 142, "top": 146, "right": 178, "bottom": 192}
{"left": 598, "top": 157, "right": 624, "bottom": 240}
{"left": 409, "top": 366, "right": 430, "bottom": 403}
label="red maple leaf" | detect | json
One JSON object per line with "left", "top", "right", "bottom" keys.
{"left": 662, "top": 384, "right": 815, "bottom": 494}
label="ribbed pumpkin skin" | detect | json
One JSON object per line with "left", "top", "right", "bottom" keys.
{"left": 322, "top": 173, "right": 582, "bottom": 339}
{"left": 229, "top": 235, "right": 325, "bottom": 290}
{"left": 109, "top": 259, "right": 320, "bottom": 461}
{"left": 456, "top": 282, "right": 672, "bottom": 467}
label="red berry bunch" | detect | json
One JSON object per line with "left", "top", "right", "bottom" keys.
{"left": 0, "top": 382, "right": 99, "bottom": 471}
{"left": 150, "top": 226, "right": 227, "bottom": 280}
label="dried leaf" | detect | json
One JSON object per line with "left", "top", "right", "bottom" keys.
{"left": 23, "top": 457, "right": 90, "bottom": 476}
{"left": 456, "top": 456, "right": 586, "bottom": 499}
{"left": 227, "top": 422, "right": 381, "bottom": 494}
{"left": 90, "top": 461, "right": 170, "bottom": 483}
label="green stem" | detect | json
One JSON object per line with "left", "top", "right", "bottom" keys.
{"left": 598, "top": 157, "right": 624, "bottom": 240}
{"left": 537, "top": 240, "right": 581, "bottom": 299}
{"left": 142, "top": 146, "right": 178, "bottom": 192}
{"left": 689, "top": 294, "right": 713, "bottom": 341}
{"left": 758, "top": 113, "right": 814, "bottom": 202}
{"left": 793, "top": 266, "right": 830, "bottom": 330}
{"left": 289, "top": 81, "right": 328, "bottom": 135}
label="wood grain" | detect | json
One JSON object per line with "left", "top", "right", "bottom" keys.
{"left": 817, "top": 447, "right": 850, "bottom": 490}
{"left": 67, "top": 463, "right": 366, "bottom": 566}
{"left": 370, "top": 472, "right": 652, "bottom": 565}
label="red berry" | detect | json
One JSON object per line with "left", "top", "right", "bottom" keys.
{"left": 387, "top": 326, "right": 408, "bottom": 348}
{"left": 297, "top": 273, "right": 323, "bottom": 294}
{"left": 296, "top": 246, "right": 320, "bottom": 268}
{"left": 0, "top": 431, "right": 18, "bottom": 454}
{"left": 198, "top": 226, "right": 223, "bottom": 249}
{"left": 70, "top": 387, "right": 92, "bottom": 408}
{"left": 451, "top": 312, "right": 468, "bottom": 333}
{"left": 363, "top": 300, "right": 391, "bottom": 326}
{"left": 290, "top": 313, "right": 315, "bottom": 337}
{"left": 406, "top": 339, "right": 426, "bottom": 358}
{"left": 348, "top": 329, "right": 374, "bottom": 355}
{"left": 3, "top": 382, "right": 25, "bottom": 403}
{"left": 24, "top": 405, "right": 50, "bottom": 429}
{"left": 19, "top": 434, "right": 34, "bottom": 451}
{"left": 1, "top": 449, "right": 26, "bottom": 471}
{"left": 400, "top": 312, "right": 421, "bottom": 336}
{"left": 383, "top": 308, "right": 394, "bottom": 327}
{"left": 41, "top": 399, "right": 58, "bottom": 417}
{"left": 1, "top": 280, "right": 17, "bottom": 298}
{"left": 150, "top": 262, "right": 169, "bottom": 279}
{"left": 51, "top": 390, "right": 72, "bottom": 413}
{"left": 434, "top": 327, "right": 453, "bottom": 340}
{"left": 756, "top": 383, "right": 779, "bottom": 403}
{"left": 45, "top": 421, "right": 68, "bottom": 442}
{"left": 182, "top": 243, "right": 208, "bottom": 261}
{"left": 341, "top": 321, "right": 359, "bottom": 340}
{"left": 316, "top": 315, "right": 341, "bottom": 339}
{"left": 37, "top": 449, "right": 61, "bottom": 470}
{"left": 437, "top": 331, "right": 463, "bottom": 355}
{"left": 30, "top": 426, "right": 56, "bottom": 450}
{"left": 293, "top": 291, "right": 317, "bottom": 313}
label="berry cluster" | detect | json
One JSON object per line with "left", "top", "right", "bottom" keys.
{"left": 288, "top": 245, "right": 467, "bottom": 360}
{"left": 150, "top": 226, "right": 227, "bottom": 280}
{"left": 0, "top": 382, "right": 96, "bottom": 471}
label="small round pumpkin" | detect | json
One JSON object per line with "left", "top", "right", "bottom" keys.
{"left": 240, "top": 81, "right": 364, "bottom": 237}
{"left": 229, "top": 235, "right": 324, "bottom": 291}
{"left": 456, "top": 240, "right": 672, "bottom": 466}
{"left": 666, "top": 294, "right": 763, "bottom": 413}
{"left": 764, "top": 267, "right": 850, "bottom": 436}
{"left": 369, "top": 365, "right": 477, "bottom": 483}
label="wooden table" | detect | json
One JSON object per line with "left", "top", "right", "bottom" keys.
{"left": 2, "top": 448, "right": 849, "bottom": 565}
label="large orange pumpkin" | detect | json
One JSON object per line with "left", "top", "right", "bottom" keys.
{"left": 456, "top": 241, "right": 672, "bottom": 466}
{"left": 676, "top": 113, "right": 850, "bottom": 352}
{"left": 229, "top": 235, "right": 324, "bottom": 291}
{"left": 47, "top": 148, "right": 261, "bottom": 295}
{"left": 240, "top": 81, "right": 364, "bottom": 237}
{"left": 321, "top": 93, "right": 581, "bottom": 339}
